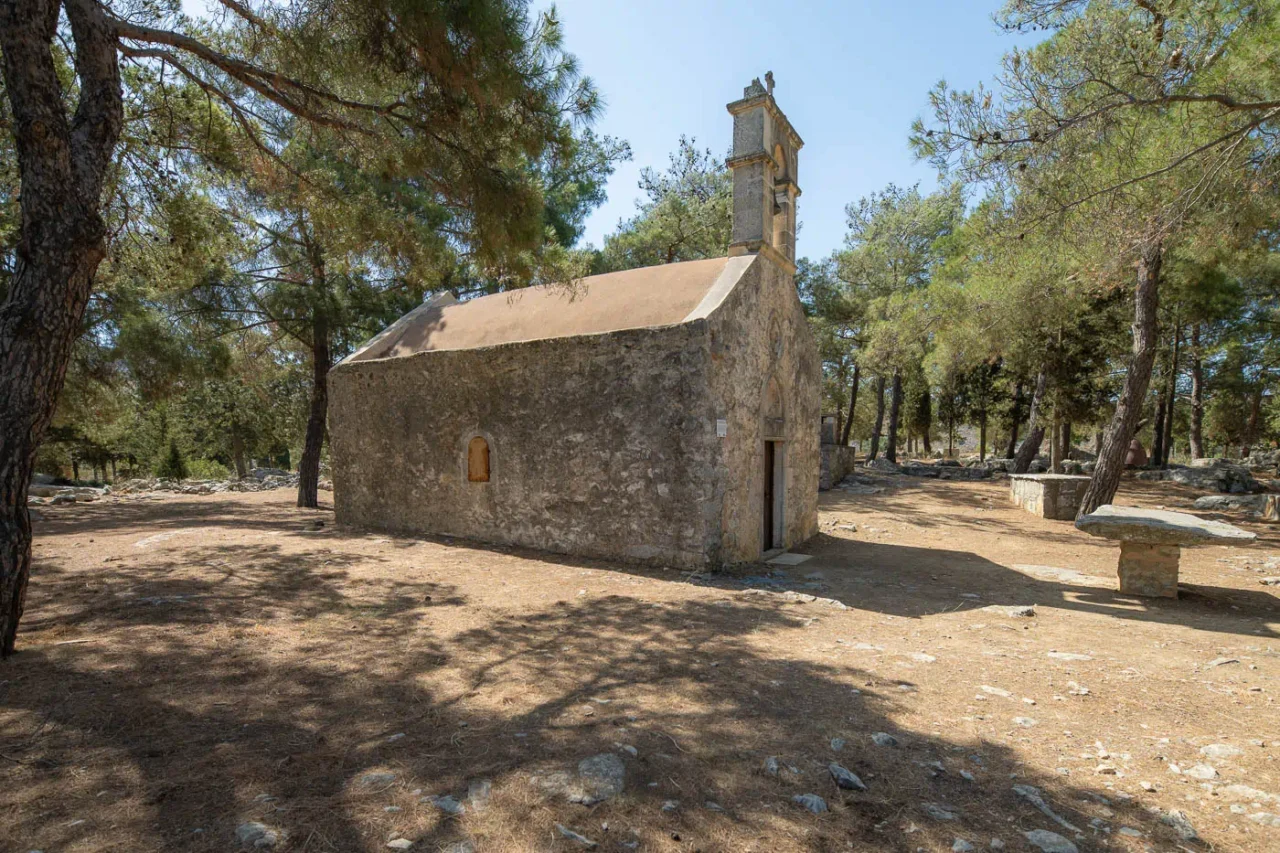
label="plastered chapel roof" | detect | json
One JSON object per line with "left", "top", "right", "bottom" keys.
{"left": 343, "top": 255, "right": 752, "bottom": 362}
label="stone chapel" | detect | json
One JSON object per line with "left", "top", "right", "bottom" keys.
{"left": 327, "top": 76, "right": 819, "bottom": 567}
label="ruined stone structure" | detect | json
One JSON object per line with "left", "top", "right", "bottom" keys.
{"left": 327, "top": 77, "right": 819, "bottom": 568}
{"left": 1009, "top": 473, "right": 1091, "bottom": 520}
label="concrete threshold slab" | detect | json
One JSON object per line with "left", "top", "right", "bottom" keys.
{"left": 767, "top": 552, "right": 813, "bottom": 566}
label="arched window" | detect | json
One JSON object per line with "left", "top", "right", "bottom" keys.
{"left": 467, "top": 436, "right": 490, "bottom": 482}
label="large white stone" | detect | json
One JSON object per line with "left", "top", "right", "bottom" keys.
{"left": 1075, "top": 505, "right": 1256, "bottom": 546}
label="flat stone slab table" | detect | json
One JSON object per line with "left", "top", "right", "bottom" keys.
{"left": 1075, "top": 504, "right": 1256, "bottom": 597}
{"left": 1010, "top": 474, "right": 1091, "bottom": 520}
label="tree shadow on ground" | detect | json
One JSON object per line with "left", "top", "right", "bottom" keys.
{"left": 3, "top": 570, "right": 1195, "bottom": 852}
{"left": 30, "top": 492, "right": 335, "bottom": 538}
{"left": 751, "top": 534, "right": 1279, "bottom": 639}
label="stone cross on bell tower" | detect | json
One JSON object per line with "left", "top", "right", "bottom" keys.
{"left": 726, "top": 72, "right": 803, "bottom": 273}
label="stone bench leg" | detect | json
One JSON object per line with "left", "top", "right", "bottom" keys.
{"left": 1117, "top": 542, "right": 1180, "bottom": 598}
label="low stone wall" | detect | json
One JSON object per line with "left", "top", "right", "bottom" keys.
{"left": 820, "top": 445, "right": 859, "bottom": 491}
{"left": 1010, "top": 474, "right": 1091, "bottom": 520}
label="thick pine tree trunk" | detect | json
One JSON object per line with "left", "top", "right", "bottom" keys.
{"left": 0, "top": 0, "right": 123, "bottom": 656}
{"left": 868, "top": 376, "right": 886, "bottom": 461}
{"left": 297, "top": 316, "right": 331, "bottom": 509}
{"left": 885, "top": 370, "right": 903, "bottom": 463}
{"left": 1013, "top": 372, "right": 1047, "bottom": 473}
{"left": 1189, "top": 324, "right": 1205, "bottom": 460}
{"left": 840, "top": 364, "right": 860, "bottom": 446}
{"left": 1061, "top": 421, "right": 1072, "bottom": 464}
{"left": 1078, "top": 243, "right": 1162, "bottom": 518}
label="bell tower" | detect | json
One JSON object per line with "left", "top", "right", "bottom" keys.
{"left": 726, "top": 72, "right": 803, "bottom": 273}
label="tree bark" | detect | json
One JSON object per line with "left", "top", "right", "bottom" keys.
{"left": 231, "top": 431, "right": 248, "bottom": 479}
{"left": 0, "top": 0, "right": 124, "bottom": 656}
{"left": 1013, "top": 372, "right": 1047, "bottom": 473}
{"left": 979, "top": 411, "right": 988, "bottom": 462}
{"left": 1189, "top": 323, "right": 1205, "bottom": 460}
{"left": 868, "top": 376, "right": 886, "bottom": 461}
{"left": 1242, "top": 385, "right": 1264, "bottom": 458}
{"left": 1078, "top": 242, "right": 1162, "bottom": 517}
{"left": 1161, "top": 325, "right": 1180, "bottom": 466}
{"left": 1004, "top": 382, "right": 1023, "bottom": 459}
{"left": 297, "top": 313, "right": 331, "bottom": 508}
{"left": 1061, "top": 421, "right": 1072, "bottom": 465}
{"left": 1151, "top": 382, "right": 1168, "bottom": 470}
{"left": 1049, "top": 413, "right": 1061, "bottom": 473}
{"left": 920, "top": 388, "right": 932, "bottom": 454}
{"left": 885, "top": 370, "right": 903, "bottom": 463}
{"left": 840, "top": 364, "right": 860, "bottom": 446}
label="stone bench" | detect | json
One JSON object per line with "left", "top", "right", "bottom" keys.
{"left": 1075, "top": 505, "right": 1256, "bottom": 597}
{"left": 1010, "top": 474, "right": 1091, "bottom": 520}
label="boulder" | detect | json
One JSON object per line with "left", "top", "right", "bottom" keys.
{"left": 1166, "top": 461, "right": 1262, "bottom": 493}
{"left": 1192, "top": 494, "right": 1269, "bottom": 514}
{"left": 864, "top": 457, "right": 901, "bottom": 474}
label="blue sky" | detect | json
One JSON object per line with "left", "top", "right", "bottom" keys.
{"left": 543, "top": 0, "right": 1033, "bottom": 260}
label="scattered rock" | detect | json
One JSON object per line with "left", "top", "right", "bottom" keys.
{"left": 1160, "top": 809, "right": 1200, "bottom": 841}
{"left": 1201, "top": 743, "right": 1244, "bottom": 760}
{"left": 871, "top": 732, "right": 899, "bottom": 748}
{"left": 1046, "top": 652, "right": 1093, "bottom": 662}
{"left": 467, "top": 779, "right": 491, "bottom": 811}
{"left": 952, "top": 839, "right": 975, "bottom": 852}
{"left": 762, "top": 756, "right": 780, "bottom": 776}
{"left": 1249, "top": 813, "right": 1280, "bottom": 828}
{"left": 830, "top": 737, "right": 846, "bottom": 751}
{"left": 427, "top": 795, "right": 465, "bottom": 816}
{"left": 793, "top": 793, "right": 828, "bottom": 814}
{"left": 1012, "top": 717, "right": 1038, "bottom": 727}
{"left": 661, "top": 800, "right": 679, "bottom": 812}
{"left": 864, "top": 458, "right": 901, "bottom": 474}
{"left": 386, "top": 841, "right": 414, "bottom": 851}
{"left": 922, "top": 803, "right": 959, "bottom": 821}
{"left": 981, "top": 605, "right": 1036, "bottom": 618}
{"left": 1206, "top": 657, "right": 1240, "bottom": 668}
{"left": 1013, "top": 784, "right": 1080, "bottom": 833}
{"left": 980, "top": 685, "right": 1012, "bottom": 698}
{"left": 575, "top": 753, "right": 626, "bottom": 804}
{"left": 555, "top": 824, "right": 598, "bottom": 848}
{"left": 236, "top": 822, "right": 282, "bottom": 849}
{"left": 1184, "top": 764, "right": 1218, "bottom": 780}
{"left": 356, "top": 771, "right": 397, "bottom": 788}
{"left": 828, "top": 763, "right": 867, "bottom": 791}
{"left": 1022, "top": 829, "right": 1077, "bottom": 853}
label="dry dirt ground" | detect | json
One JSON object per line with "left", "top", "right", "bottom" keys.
{"left": 3, "top": 476, "right": 1279, "bottom": 853}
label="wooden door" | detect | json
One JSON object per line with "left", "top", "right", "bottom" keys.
{"left": 763, "top": 441, "right": 775, "bottom": 551}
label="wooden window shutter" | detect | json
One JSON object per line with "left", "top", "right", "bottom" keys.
{"left": 467, "top": 437, "right": 490, "bottom": 482}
